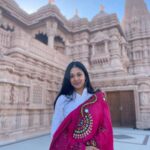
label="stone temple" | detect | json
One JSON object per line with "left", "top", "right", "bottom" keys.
{"left": 0, "top": 0, "right": 150, "bottom": 143}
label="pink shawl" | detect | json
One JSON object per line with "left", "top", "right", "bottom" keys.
{"left": 49, "top": 91, "right": 114, "bottom": 150}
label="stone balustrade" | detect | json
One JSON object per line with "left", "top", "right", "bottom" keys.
{"left": 0, "top": 28, "right": 11, "bottom": 48}
{"left": 10, "top": 30, "right": 70, "bottom": 68}
{"left": 29, "top": 39, "right": 70, "bottom": 67}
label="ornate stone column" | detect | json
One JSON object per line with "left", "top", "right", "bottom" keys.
{"left": 91, "top": 44, "right": 95, "bottom": 56}
{"left": 104, "top": 40, "right": 109, "bottom": 54}
{"left": 0, "top": 8, "right": 3, "bottom": 25}
{"left": 81, "top": 43, "right": 89, "bottom": 68}
{"left": 143, "top": 46, "right": 148, "bottom": 59}
{"left": 111, "top": 36, "right": 120, "bottom": 56}
{"left": 65, "top": 40, "right": 71, "bottom": 55}
{"left": 110, "top": 35, "right": 123, "bottom": 68}
{"left": 46, "top": 21, "right": 57, "bottom": 49}
{"left": 137, "top": 82, "right": 150, "bottom": 129}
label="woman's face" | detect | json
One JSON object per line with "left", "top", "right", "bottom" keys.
{"left": 70, "top": 67, "right": 86, "bottom": 93}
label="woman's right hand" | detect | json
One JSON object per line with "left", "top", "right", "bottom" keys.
{"left": 86, "top": 146, "right": 99, "bottom": 150}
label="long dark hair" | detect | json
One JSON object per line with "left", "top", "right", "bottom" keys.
{"left": 53, "top": 61, "right": 95, "bottom": 109}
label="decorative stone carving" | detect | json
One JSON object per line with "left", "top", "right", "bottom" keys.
{"left": 32, "top": 84, "right": 43, "bottom": 104}
{"left": 138, "top": 83, "right": 150, "bottom": 91}
{"left": 139, "top": 92, "right": 150, "bottom": 106}
{"left": 46, "top": 90, "right": 54, "bottom": 105}
{"left": 90, "top": 32, "right": 111, "bottom": 68}
{"left": 46, "top": 21, "right": 58, "bottom": 49}
{"left": 90, "top": 31, "right": 109, "bottom": 43}
{"left": 141, "top": 113, "right": 150, "bottom": 121}
{"left": 0, "top": 8, "right": 3, "bottom": 26}
{"left": 0, "top": 112, "right": 7, "bottom": 129}
{"left": 10, "top": 85, "right": 15, "bottom": 104}
{"left": 0, "top": 28, "right": 11, "bottom": 48}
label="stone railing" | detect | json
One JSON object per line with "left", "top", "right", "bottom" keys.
{"left": 0, "top": 28, "right": 11, "bottom": 48}
{"left": 10, "top": 30, "right": 71, "bottom": 68}
{"left": 29, "top": 38, "right": 70, "bottom": 67}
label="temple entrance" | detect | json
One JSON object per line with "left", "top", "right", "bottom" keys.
{"left": 106, "top": 91, "right": 136, "bottom": 127}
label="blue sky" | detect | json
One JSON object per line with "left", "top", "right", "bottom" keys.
{"left": 14, "top": 0, "right": 150, "bottom": 22}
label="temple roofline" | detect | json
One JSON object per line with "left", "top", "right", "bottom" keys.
{"left": 0, "top": 0, "right": 124, "bottom": 37}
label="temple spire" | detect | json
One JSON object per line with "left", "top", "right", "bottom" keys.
{"left": 48, "top": 0, "right": 55, "bottom": 4}
{"left": 70, "top": 9, "right": 80, "bottom": 22}
{"left": 100, "top": 5, "right": 105, "bottom": 13}
{"left": 75, "top": 9, "right": 79, "bottom": 16}
{"left": 122, "top": 0, "right": 149, "bottom": 27}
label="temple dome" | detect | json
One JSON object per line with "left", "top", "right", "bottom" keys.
{"left": 68, "top": 10, "right": 88, "bottom": 29}
{"left": 37, "top": 3, "right": 60, "bottom": 14}
{"left": 69, "top": 9, "right": 82, "bottom": 23}
{"left": 92, "top": 5, "right": 108, "bottom": 21}
{"left": 69, "top": 14, "right": 81, "bottom": 22}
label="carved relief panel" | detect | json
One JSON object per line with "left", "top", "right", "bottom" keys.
{"left": 0, "top": 83, "right": 11, "bottom": 104}
{"left": 32, "top": 84, "right": 43, "bottom": 104}
{"left": 138, "top": 83, "right": 150, "bottom": 106}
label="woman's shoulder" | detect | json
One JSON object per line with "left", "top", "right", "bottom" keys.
{"left": 55, "top": 94, "right": 70, "bottom": 106}
{"left": 56, "top": 95, "right": 66, "bottom": 103}
{"left": 94, "top": 89, "right": 107, "bottom": 101}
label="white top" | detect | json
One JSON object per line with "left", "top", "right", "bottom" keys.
{"left": 50, "top": 88, "right": 93, "bottom": 141}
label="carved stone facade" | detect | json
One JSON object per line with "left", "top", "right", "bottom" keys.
{"left": 0, "top": 0, "right": 150, "bottom": 143}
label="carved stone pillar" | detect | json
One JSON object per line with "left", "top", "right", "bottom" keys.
{"left": 111, "top": 36, "right": 120, "bottom": 56}
{"left": 81, "top": 43, "right": 89, "bottom": 68}
{"left": 91, "top": 44, "right": 95, "bottom": 56}
{"left": 104, "top": 40, "right": 109, "bottom": 54}
{"left": 46, "top": 21, "right": 57, "bottom": 49}
{"left": 110, "top": 36, "right": 122, "bottom": 68}
{"left": 48, "top": 35, "right": 54, "bottom": 49}
{"left": 0, "top": 8, "right": 3, "bottom": 25}
{"left": 122, "top": 43, "right": 126, "bottom": 56}
{"left": 65, "top": 40, "right": 71, "bottom": 55}
{"left": 140, "top": 92, "right": 150, "bottom": 106}
{"left": 143, "top": 46, "right": 148, "bottom": 59}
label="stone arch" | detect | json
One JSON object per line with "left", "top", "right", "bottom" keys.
{"left": 138, "top": 83, "right": 150, "bottom": 91}
{"left": 0, "top": 24, "right": 14, "bottom": 32}
{"left": 54, "top": 35, "right": 65, "bottom": 54}
{"left": 35, "top": 32, "right": 48, "bottom": 45}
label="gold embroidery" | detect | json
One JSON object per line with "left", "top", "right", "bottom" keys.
{"left": 81, "top": 94, "right": 97, "bottom": 116}
{"left": 73, "top": 94, "right": 97, "bottom": 139}
{"left": 73, "top": 113, "right": 93, "bottom": 139}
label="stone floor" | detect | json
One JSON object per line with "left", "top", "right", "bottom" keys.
{"left": 114, "top": 128, "right": 150, "bottom": 150}
{"left": 0, "top": 127, "right": 150, "bottom": 150}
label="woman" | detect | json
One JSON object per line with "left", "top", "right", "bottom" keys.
{"left": 49, "top": 61, "right": 114, "bottom": 150}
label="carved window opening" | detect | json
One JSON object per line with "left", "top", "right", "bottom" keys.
{"left": 95, "top": 43, "right": 105, "bottom": 54}
{"left": 0, "top": 24, "right": 14, "bottom": 32}
{"left": 54, "top": 36, "right": 65, "bottom": 54}
{"left": 35, "top": 33, "right": 48, "bottom": 45}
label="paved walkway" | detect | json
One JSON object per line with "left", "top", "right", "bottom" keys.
{"left": 0, "top": 128, "right": 150, "bottom": 150}
{"left": 114, "top": 128, "right": 150, "bottom": 150}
